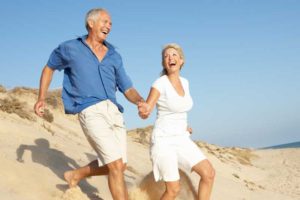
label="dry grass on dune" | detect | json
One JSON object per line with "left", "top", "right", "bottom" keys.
{"left": 8, "top": 86, "right": 63, "bottom": 110}
{"left": 43, "top": 108, "right": 54, "bottom": 123}
{"left": 10, "top": 86, "right": 38, "bottom": 95}
{"left": 0, "top": 85, "right": 55, "bottom": 123}
{"left": 0, "top": 84, "right": 6, "bottom": 93}
{"left": 0, "top": 97, "right": 36, "bottom": 121}
{"left": 227, "top": 147, "right": 258, "bottom": 165}
{"left": 127, "top": 126, "right": 153, "bottom": 146}
{"left": 196, "top": 141, "right": 258, "bottom": 166}
{"left": 45, "top": 89, "right": 63, "bottom": 110}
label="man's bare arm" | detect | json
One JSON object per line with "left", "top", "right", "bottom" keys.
{"left": 124, "top": 87, "right": 144, "bottom": 105}
{"left": 34, "top": 66, "right": 54, "bottom": 117}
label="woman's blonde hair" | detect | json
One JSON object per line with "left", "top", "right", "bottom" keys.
{"left": 161, "top": 43, "right": 185, "bottom": 76}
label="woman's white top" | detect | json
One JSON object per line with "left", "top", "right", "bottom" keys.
{"left": 152, "top": 75, "right": 193, "bottom": 138}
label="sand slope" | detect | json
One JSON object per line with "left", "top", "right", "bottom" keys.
{"left": 0, "top": 87, "right": 299, "bottom": 200}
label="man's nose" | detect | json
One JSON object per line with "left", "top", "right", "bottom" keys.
{"left": 106, "top": 23, "right": 112, "bottom": 29}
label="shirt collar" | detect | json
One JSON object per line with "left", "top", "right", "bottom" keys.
{"left": 78, "top": 35, "right": 115, "bottom": 55}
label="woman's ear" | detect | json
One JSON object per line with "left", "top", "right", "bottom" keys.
{"left": 180, "top": 59, "right": 184, "bottom": 69}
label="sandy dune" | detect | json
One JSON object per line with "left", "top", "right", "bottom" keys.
{"left": 0, "top": 86, "right": 299, "bottom": 200}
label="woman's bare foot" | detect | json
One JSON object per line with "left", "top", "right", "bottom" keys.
{"left": 64, "top": 170, "right": 80, "bottom": 188}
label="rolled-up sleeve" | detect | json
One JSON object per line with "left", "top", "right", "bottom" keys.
{"left": 47, "top": 44, "right": 69, "bottom": 71}
{"left": 115, "top": 55, "right": 133, "bottom": 93}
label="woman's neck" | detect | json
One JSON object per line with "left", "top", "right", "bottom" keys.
{"left": 167, "top": 72, "right": 180, "bottom": 80}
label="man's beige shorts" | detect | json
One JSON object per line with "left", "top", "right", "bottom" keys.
{"left": 78, "top": 100, "right": 127, "bottom": 166}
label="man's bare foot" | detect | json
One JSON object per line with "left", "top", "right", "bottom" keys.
{"left": 64, "top": 170, "right": 80, "bottom": 188}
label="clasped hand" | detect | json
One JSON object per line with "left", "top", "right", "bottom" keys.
{"left": 138, "top": 102, "right": 150, "bottom": 119}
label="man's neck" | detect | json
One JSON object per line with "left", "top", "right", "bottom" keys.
{"left": 85, "top": 34, "right": 108, "bottom": 61}
{"left": 86, "top": 35, "right": 105, "bottom": 50}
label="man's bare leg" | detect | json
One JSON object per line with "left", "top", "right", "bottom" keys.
{"left": 107, "top": 158, "right": 128, "bottom": 200}
{"left": 64, "top": 158, "right": 128, "bottom": 199}
{"left": 64, "top": 159, "right": 109, "bottom": 187}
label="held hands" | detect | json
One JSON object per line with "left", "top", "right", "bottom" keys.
{"left": 138, "top": 102, "right": 151, "bottom": 119}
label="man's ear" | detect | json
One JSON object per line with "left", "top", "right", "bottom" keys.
{"left": 87, "top": 19, "right": 94, "bottom": 30}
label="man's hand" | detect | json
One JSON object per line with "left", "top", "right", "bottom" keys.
{"left": 34, "top": 100, "right": 46, "bottom": 117}
{"left": 138, "top": 102, "right": 150, "bottom": 119}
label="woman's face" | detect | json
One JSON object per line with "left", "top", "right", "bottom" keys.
{"left": 163, "top": 48, "right": 183, "bottom": 75}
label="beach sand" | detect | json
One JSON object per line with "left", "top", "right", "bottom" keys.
{"left": 0, "top": 87, "right": 299, "bottom": 200}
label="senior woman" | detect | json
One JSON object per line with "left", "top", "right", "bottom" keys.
{"left": 138, "top": 43, "right": 215, "bottom": 200}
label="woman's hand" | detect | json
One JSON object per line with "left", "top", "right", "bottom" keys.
{"left": 138, "top": 102, "right": 151, "bottom": 119}
{"left": 187, "top": 126, "right": 193, "bottom": 134}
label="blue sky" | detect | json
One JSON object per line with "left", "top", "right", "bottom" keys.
{"left": 0, "top": 0, "right": 299, "bottom": 148}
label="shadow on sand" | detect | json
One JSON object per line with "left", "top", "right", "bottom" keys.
{"left": 16, "top": 138, "right": 103, "bottom": 200}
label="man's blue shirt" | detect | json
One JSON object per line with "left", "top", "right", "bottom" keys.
{"left": 47, "top": 35, "right": 133, "bottom": 114}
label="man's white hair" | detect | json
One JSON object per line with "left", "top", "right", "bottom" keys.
{"left": 85, "top": 8, "right": 109, "bottom": 31}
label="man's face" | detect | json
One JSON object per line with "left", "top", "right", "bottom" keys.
{"left": 89, "top": 11, "right": 112, "bottom": 41}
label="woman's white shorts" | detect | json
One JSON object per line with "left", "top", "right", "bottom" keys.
{"left": 151, "top": 133, "right": 206, "bottom": 182}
